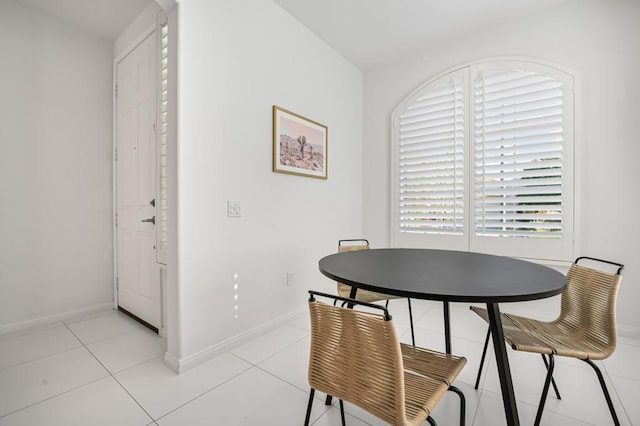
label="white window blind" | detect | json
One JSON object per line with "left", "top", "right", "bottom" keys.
{"left": 474, "top": 69, "right": 564, "bottom": 239}
{"left": 392, "top": 60, "right": 575, "bottom": 261}
{"left": 398, "top": 76, "right": 466, "bottom": 235}
{"left": 157, "top": 19, "right": 169, "bottom": 265}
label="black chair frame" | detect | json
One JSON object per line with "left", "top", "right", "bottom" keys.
{"left": 307, "top": 290, "right": 465, "bottom": 426}
{"left": 472, "top": 257, "right": 624, "bottom": 426}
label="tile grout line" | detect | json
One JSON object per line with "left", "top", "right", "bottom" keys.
{"left": 0, "top": 343, "right": 85, "bottom": 373}
{"left": 252, "top": 364, "right": 374, "bottom": 426}
{"left": 64, "top": 315, "right": 150, "bottom": 346}
{"left": 600, "top": 358, "right": 634, "bottom": 425}
{"left": 0, "top": 374, "right": 110, "bottom": 420}
{"left": 468, "top": 349, "right": 493, "bottom": 426}
{"left": 0, "top": 317, "right": 129, "bottom": 419}
{"left": 152, "top": 358, "right": 255, "bottom": 423}
{"left": 247, "top": 316, "right": 394, "bottom": 426}
{"left": 233, "top": 331, "right": 310, "bottom": 366}
{"left": 62, "top": 321, "right": 157, "bottom": 424}
{"left": 5, "top": 310, "right": 634, "bottom": 425}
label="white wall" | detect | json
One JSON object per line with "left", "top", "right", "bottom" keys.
{"left": 363, "top": 0, "right": 640, "bottom": 335}
{"left": 0, "top": 0, "right": 114, "bottom": 331}
{"left": 173, "top": 0, "right": 363, "bottom": 365}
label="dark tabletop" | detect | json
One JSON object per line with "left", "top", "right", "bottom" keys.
{"left": 319, "top": 248, "right": 566, "bottom": 303}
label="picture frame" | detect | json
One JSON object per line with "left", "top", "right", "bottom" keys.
{"left": 273, "top": 105, "right": 328, "bottom": 179}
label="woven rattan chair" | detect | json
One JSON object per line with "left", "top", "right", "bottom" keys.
{"left": 305, "top": 290, "right": 467, "bottom": 426}
{"left": 469, "top": 257, "right": 624, "bottom": 426}
{"left": 336, "top": 239, "right": 416, "bottom": 346}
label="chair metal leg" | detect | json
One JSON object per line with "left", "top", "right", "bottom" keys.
{"left": 534, "top": 354, "right": 555, "bottom": 426}
{"left": 475, "top": 327, "right": 491, "bottom": 389}
{"left": 583, "top": 359, "right": 620, "bottom": 426}
{"left": 339, "top": 399, "right": 346, "bottom": 426}
{"left": 427, "top": 416, "right": 437, "bottom": 426}
{"left": 325, "top": 394, "right": 333, "bottom": 405}
{"left": 407, "top": 298, "right": 415, "bottom": 346}
{"left": 304, "top": 389, "right": 315, "bottom": 426}
{"left": 448, "top": 385, "right": 466, "bottom": 426}
{"left": 541, "top": 354, "right": 562, "bottom": 400}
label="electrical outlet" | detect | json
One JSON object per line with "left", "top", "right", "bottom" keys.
{"left": 286, "top": 272, "right": 294, "bottom": 287}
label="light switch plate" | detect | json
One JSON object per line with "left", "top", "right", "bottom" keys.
{"left": 227, "top": 201, "right": 242, "bottom": 217}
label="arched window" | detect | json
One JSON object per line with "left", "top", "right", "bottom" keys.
{"left": 391, "top": 60, "right": 575, "bottom": 262}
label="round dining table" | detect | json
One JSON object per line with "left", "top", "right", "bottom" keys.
{"left": 319, "top": 248, "right": 566, "bottom": 426}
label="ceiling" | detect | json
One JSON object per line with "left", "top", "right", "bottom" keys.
{"left": 17, "top": 0, "right": 579, "bottom": 68}
{"left": 273, "top": 0, "right": 580, "bottom": 70}
{"left": 16, "top": 0, "right": 152, "bottom": 40}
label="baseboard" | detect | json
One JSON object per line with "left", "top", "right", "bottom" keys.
{"left": 617, "top": 324, "right": 640, "bottom": 340}
{"left": 0, "top": 302, "right": 114, "bottom": 336}
{"left": 163, "top": 351, "right": 180, "bottom": 373}
{"left": 163, "top": 306, "right": 306, "bottom": 374}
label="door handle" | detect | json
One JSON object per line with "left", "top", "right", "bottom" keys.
{"left": 141, "top": 216, "right": 155, "bottom": 225}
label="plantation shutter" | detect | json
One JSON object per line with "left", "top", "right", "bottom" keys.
{"left": 392, "top": 60, "right": 574, "bottom": 261}
{"left": 397, "top": 75, "right": 466, "bottom": 236}
{"left": 473, "top": 69, "right": 564, "bottom": 238}
{"left": 157, "top": 19, "right": 169, "bottom": 265}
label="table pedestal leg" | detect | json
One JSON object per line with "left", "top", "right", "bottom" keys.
{"left": 443, "top": 301, "right": 451, "bottom": 354}
{"left": 487, "top": 302, "right": 519, "bottom": 426}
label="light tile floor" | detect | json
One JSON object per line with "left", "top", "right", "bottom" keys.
{"left": 0, "top": 299, "right": 639, "bottom": 425}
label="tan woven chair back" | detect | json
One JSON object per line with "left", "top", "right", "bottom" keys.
{"left": 555, "top": 263, "right": 623, "bottom": 358}
{"left": 336, "top": 241, "right": 369, "bottom": 298}
{"left": 336, "top": 241, "right": 398, "bottom": 302}
{"left": 338, "top": 241, "right": 369, "bottom": 253}
{"left": 308, "top": 300, "right": 406, "bottom": 425}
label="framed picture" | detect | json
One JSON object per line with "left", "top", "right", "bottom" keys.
{"left": 273, "top": 105, "right": 327, "bottom": 179}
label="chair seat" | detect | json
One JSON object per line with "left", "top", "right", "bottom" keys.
{"left": 470, "top": 306, "right": 613, "bottom": 360}
{"left": 403, "top": 372, "right": 449, "bottom": 425}
{"left": 401, "top": 343, "right": 467, "bottom": 385}
{"left": 337, "top": 282, "right": 401, "bottom": 303}
{"left": 306, "top": 291, "right": 466, "bottom": 426}
{"left": 336, "top": 239, "right": 402, "bottom": 304}
{"left": 400, "top": 343, "right": 466, "bottom": 425}
{"left": 469, "top": 259, "right": 623, "bottom": 426}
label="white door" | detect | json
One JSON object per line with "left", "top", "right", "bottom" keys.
{"left": 115, "top": 32, "right": 160, "bottom": 331}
